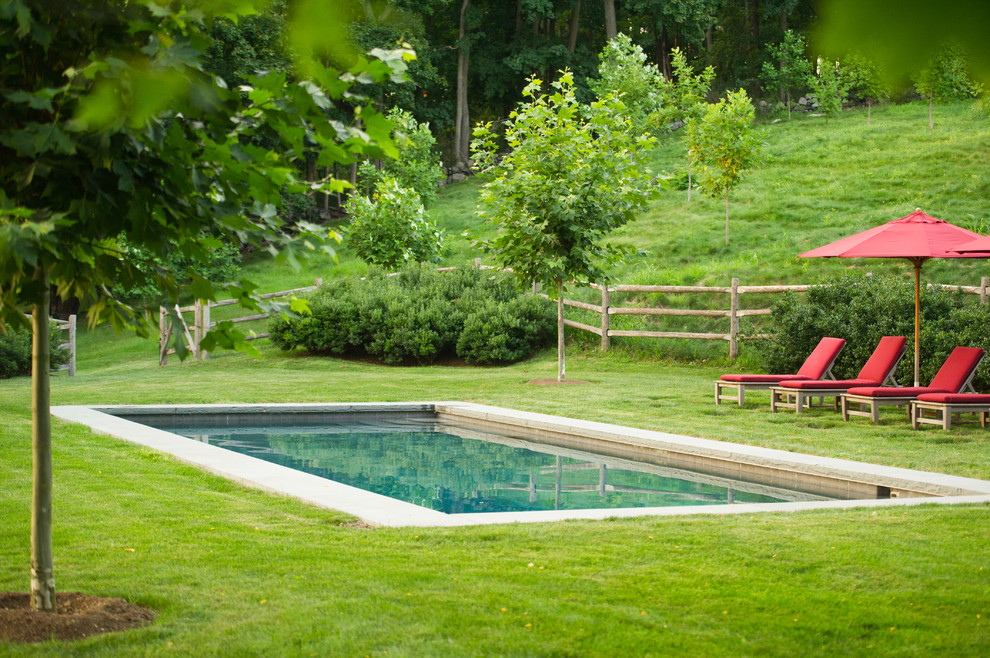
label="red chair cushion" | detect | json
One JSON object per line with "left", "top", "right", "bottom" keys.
{"left": 857, "top": 336, "right": 907, "bottom": 382}
{"left": 795, "top": 337, "right": 847, "bottom": 379}
{"left": 927, "top": 346, "right": 985, "bottom": 392}
{"left": 916, "top": 393, "right": 990, "bottom": 404}
{"left": 778, "top": 379, "right": 878, "bottom": 390}
{"left": 720, "top": 374, "right": 813, "bottom": 383}
{"left": 720, "top": 337, "right": 845, "bottom": 384}
{"left": 845, "top": 386, "right": 949, "bottom": 398}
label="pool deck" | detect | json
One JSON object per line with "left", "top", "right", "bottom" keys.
{"left": 52, "top": 402, "right": 990, "bottom": 528}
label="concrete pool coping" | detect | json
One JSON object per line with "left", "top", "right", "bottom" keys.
{"left": 51, "top": 402, "right": 990, "bottom": 527}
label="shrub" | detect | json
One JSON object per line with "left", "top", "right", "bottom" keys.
{"left": 457, "top": 295, "right": 556, "bottom": 365}
{"left": 758, "top": 274, "right": 990, "bottom": 390}
{"left": 346, "top": 177, "right": 445, "bottom": 270}
{"left": 0, "top": 322, "right": 70, "bottom": 379}
{"left": 269, "top": 266, "right": 554, "bottom": 365}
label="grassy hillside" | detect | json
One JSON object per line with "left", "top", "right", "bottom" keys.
{"left": 244, "top": 99, "right": 990, "bottom": 292}
{"left": 234, "top": 99, "right": 989, "bottom": 363}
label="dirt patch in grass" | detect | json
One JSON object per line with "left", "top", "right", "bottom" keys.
{"left": 0, "top": 592, "right": 155, "bottom": 644}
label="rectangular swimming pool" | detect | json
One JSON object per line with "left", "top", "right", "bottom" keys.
{"left": 52, "top": 402, "right": 990, "bottom": 527}
{"left": 148, "top": 415, "right": 814, "bottom": 513}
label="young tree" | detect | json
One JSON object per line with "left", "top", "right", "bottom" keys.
{"left": 589, "top": 33, "right": 669, "bottom": 139}
{"left": 759, "top": 30, "right": 812, "bottom": 120}
{"left": 347, "top": 177, "right": 445, "bottom": 269}
{"left": 914, "top": 44, "right": 982, "bottom": 130}
{"left": 0, "top": 0, "right": 409, "bottom": 611}
{"left": 807, "top": 58, "right": 850, "bottom": 126}
{"left": 685, "top": 89, "right": 763, "bottom": 246}
{"left": 661, "top": 47, "right": 715, "bottom": 201}
{"left": 357, "top": 108, "right": 445, "bottom": 206}
{"left": 842, "top": 53, "right": 889, "bottom": 125}
{"left": 473, "top": 71, "right": 656, "bottom": 381}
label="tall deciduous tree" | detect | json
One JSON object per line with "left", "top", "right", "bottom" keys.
{"left": 759, "top": 29, "right": 811, "bottom": 119}
{"left": 603, "top": 0, "right": 617, "bottom": 39}
{"left": 0, "top": 0, "right": 408, "bottom": 611}
{"left": 686, "top": 89, "right": 763, "bottom": 245}
{"left": 453, "top": 0, "right": 472, "bottom": 169}
{"left": 473, "top": 71, "right": 655, "bottom": 381}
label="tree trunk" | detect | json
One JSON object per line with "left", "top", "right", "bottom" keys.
{"left": 305, "top": 155, "right": 316, "bottom": 198}
{"left": 786, "top": 90, "right": 791, "bottom": 120}
{"left": 705, "top": 26, "right": 713, "bottom": 51}
{"left": 751, "top": 0, "right": 760, "bottom": 47}
{"left": 928, "top": 95, "right": 934, "bottom": 130}
{"left": 31, "top": 267, "right": 55, "bottom": 612}
{"left": 687, "top": 161, "right": 692, "bottom": 202}
{"left": 867, "top": 98, "right": 872, "bottom": 126}
{"left": 780, "top": 7, "right": 788, "bottom": 31}
{"left": 743, "top": 0, "right": 750, "bottom": 52}
{"left": 660, "top": 24, "right": 672, "bottom": 80}
{"left": 603, "top": 0, "right": 616, "bottom": 40}
{"left": 567, "top": 0, "right": 581, "bottom": 53}
{"left": 557, "top": 279, "right": 566, "bottom": 382}
{"left": 724, "top": 194, "right": 730, "bottom": 245}
{"left": 454, "top": 0, "right": 472, "bottom": 169}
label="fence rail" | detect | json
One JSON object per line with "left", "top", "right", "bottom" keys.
{"left": 159, "top": 280, "right": 321, "bottom": 365}
{"left": 565, "top": 276, "right": 990, "bottom": 360}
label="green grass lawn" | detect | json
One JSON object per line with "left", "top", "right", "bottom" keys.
{"left": 2, "top": 335, "right": 990, "bottom": 655}
{"left": 2, "top": 99, "right": 990, "bottom": 655}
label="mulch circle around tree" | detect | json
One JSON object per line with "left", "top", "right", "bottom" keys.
{"left": 526, "top": 378, "right": 589, "bottom": 385}
{"left": 0, "top": 592, "right": 156, "bottom": 644}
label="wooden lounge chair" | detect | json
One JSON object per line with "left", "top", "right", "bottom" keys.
{"left": 911, "top": 392, "right": 990, "bottom": 430}
{"left": 715, "top": 337, "right": 846, "bottom": 405}
{"left": 841, "top": 346, "right": 985, "bottom": 423}
{"left": 770, "top": 336, "right": 908, "bottom": 414}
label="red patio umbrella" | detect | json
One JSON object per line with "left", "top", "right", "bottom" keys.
{"left": 799, "top": 209, "right": 985, "bottom": 386}
{"left": 953, "top": 234, "right": 990, "bottom": 255}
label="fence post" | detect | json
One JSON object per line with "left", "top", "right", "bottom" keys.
{"left": 982, "top": 276, "right": 988, "bottom": 304}
{"left": 193, "top": 300, "right": 203, "bottom": 361}
{"left": 729, "top": 277, "right": 740, "bottom": 361}
{"left": 67, "top": 314, "right": 76, "bottom": 377}
{"left": 159, "top": 306, "right": 169, "bottom": 367}
{"left": 600, "top": 286, "right": 611, "bottom": 351}
{"left": 201, "top": 301, "right": 211, "bottom": 361}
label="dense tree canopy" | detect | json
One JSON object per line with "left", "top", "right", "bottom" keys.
{"left": 0, "top": 0, "right": 410, "bottom": 611}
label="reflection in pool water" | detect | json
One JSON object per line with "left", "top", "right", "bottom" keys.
{"left": 169, "top": 419, "right": 795, "bottom": 513}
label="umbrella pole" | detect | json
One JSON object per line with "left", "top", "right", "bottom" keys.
{"left": 914, "top": 262, "right": 921, "bottom": 387}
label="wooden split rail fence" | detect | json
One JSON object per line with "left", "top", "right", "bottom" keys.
{"left": 23, "top": 314, "right": 77, "bottom": 376}
{"left": 559, "top": 276, "right": 990, "bottom": 361}
{"left": 159, "top": 280, "right": 321, "bottom": 366}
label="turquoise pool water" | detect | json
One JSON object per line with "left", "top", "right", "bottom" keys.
{"left": 162, "top": 417, "right": 794, "bottom": 514}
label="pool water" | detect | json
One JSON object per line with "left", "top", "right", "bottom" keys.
{"left": 167, "top": 418, "right": 791, "bottom": 514}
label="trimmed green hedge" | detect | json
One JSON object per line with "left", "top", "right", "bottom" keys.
{"left": 758, "top": 274, "right": 990, "bottom": 390}
{"left": 269, "top": 266, "right": 555, "bottom": 365}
